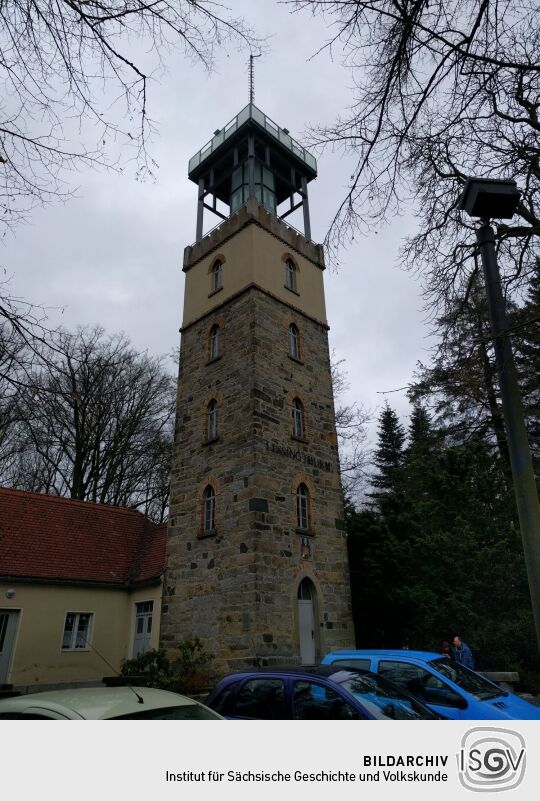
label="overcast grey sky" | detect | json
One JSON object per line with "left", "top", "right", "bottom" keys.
{"left": 2, "top": 1, "right": 433, "bottom": 438}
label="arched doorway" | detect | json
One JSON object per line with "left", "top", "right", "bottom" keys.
{"left": 297, "top": 578, "right": 317, "bottom": 665}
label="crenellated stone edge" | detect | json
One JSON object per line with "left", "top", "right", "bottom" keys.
{"left": 183, "top": 198, "right": 325, "bottom": 272}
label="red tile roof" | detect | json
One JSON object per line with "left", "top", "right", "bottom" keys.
{"left": 0, "top": 487, "right": 166, "bottom": 586}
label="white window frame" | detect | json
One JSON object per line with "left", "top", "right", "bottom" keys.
{"left": 212, "top": 260, "right": 223, "bottom": 292}
{"left": 210, "top": 325, "right": 220, "bottom": 360}
{"left": 207, "top": 399, "right": 218, "bottom": 440}
{"left": 61, "top": 611, "right": 93, "bottom": 651}
{"left": 203, "top": 486, "right": 216, "bottom": 532}
{"left": 132, "top": 600, "right": 154, "bottom": 657}
{"left": 285, "top": 259, "right": 297, "bottom": 291}
{"left": 292, "top": 398, "right": 304, "bottom": 439}
{"left": 296, "top": 484, "right": 309, "bottom": 530}
{"left": 289, "top": 324, "right": 299, "bottom": 359}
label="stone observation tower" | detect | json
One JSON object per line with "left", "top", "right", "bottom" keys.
{"left": 161, "top": 101, "right": 354, "bottom": 672}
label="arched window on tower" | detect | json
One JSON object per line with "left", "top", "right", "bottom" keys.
{"left": 288, "top": 323, "right": 300, "bottom": 360}
{"left": 292, "top": 397, "right": 304, "bottom": 440}
{"left": 203, "top": 485, "right": 216, "bottom": 532}
{"left": 296, "top": 483, "right": 309, "bottom": 530}
{"left": 212, "top": 259, "right": 223, "bottom": 292}
{"left": 209, "top": 324, "right": 220, "bottom": 360}
{"left": 207, "top": 399, "right": 218, "bottom": 440}
{"left": 285, "top": 258, "right": 297, "bottom": 292}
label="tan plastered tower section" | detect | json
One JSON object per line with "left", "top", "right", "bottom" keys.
{"left": 161, "top": 197, "right": 354, "bottom": 675}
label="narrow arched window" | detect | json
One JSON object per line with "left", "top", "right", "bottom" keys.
{"left": 296, "top": 483, "right": 309, "bottom": 530}
{"left": 203, "top": 485, "right": 216, "bottom": 532}
{"left": 212, "top": 260, "right": 223, "bottom": 292}
{"left": 285, "top": 258, "right": 297, "bottom": 291}
{"left": 288, "top": 323, "right": 299, "bottom": 359}
{"left": 292, "top": 397, "right": 304, "bottom": 439}
{"left": 207, "top": 399, "right": 218, "bottom": 440}
{"left": 210, "top": 324, "right": 220, "bottom": 360}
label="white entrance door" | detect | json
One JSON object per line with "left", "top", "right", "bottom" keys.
{"left": 0, "top": 610, "right": 19, "bottom": 685}
{"left": 297, "top": 579, "right": 316, "bottom": 665}
{"left": 132, "top": 601, "right": 153, "bottom": 657}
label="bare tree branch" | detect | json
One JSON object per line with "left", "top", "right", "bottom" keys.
{"left": 0, "top": 324, "right": 175, "bottom": 521}
{"left": 290, "top": 0, "right": 539, "bottom": 315}
{"left": 0, "top": 0, "right": 260, "bottom": 229}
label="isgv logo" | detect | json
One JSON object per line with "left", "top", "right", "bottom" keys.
{"left": 458, "top": 728, "right": 526, "bottom": 792}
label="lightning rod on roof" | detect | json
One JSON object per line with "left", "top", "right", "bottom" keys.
{"left": 249, "top": 53, "right": 261, "bottom": 104}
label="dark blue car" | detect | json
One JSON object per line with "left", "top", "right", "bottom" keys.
{"left": 205, "top": 665, "right": 440, "bottom": 720}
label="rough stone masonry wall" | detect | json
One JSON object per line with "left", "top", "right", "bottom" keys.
{"left": 248, "top": 290, "right": 353, "bottom": 662}
{"left": 162, "top": 286, "right": 354, "bottom": 675}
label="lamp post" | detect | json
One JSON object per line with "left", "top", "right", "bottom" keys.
{"left": 459, "top": 177, "right": 540, "bottom": 654}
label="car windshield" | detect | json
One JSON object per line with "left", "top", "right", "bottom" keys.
{"left": 111, "top": 704, "right": 221, "bottom": 720}
{"left": 332, "top": 671, "right": 439, "bottom": 720}
{"left": 429, "top": 659, "right": 502, "bottom": 700}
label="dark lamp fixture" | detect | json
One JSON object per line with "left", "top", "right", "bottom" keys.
{"left": 459, "top": 177, "right": 520, "bottom": 219}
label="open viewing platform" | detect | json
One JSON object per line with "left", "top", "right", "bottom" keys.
{"left": 188, "top": 103, "right": 317, "bottom": 178}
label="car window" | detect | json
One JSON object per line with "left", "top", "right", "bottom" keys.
{"left": 331, "top": 659, "right": 371, "bottom": 670}
{"left": 335, "top": 672, "right": 438, "bottom": 720}
{"left": 293, "top": 680, "right": 360, "bottom": 720}
{"left": 379, "top": 660, "right": 464, "bottom": 708}
{"left": 233, "top": 679, "right": 286, "bottom": 720}
{"left": 429, "top": 658, "right": 502, "bottom": 700}
{"left": 111, "top": 704, "right": 221, "bottom": 720}
{"left": 210, "top": 681, "right": 241, "bottom": 716}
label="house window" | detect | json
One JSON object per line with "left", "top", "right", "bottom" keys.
{"left": 292, "top": 397, "right": 304, "bottom": 439}
{"left": 212, "top": 260, "right": 223, "bottom": 292}
{"left": 62, "top": 612, "right": 92, "bottom": 650}
{"left": 296, "top": 483, "right": 309, "bottom": 530}
{"left": 207, "top": 399, "right": 218, "bottom": 440}
{"left": 285, "top": 258, "right": 297, "bottom": 292}
{"left": 203, "top": 485, "right": 216, "bottom": 532}
{"left": 210, "top": 324, "right": 220, "bottom": 360}
{"left": 288, "top": 324, "right": 300, "bottom": 359}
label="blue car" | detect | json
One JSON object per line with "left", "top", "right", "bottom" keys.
{"left": 322, "top": 650, "right": 540, "bottom": 720}
{"left": 205, "top": 665, "right": 440, "bottom": 720}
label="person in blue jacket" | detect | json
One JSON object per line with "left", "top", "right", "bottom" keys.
{"left": 452, "top": 635, "right": 475, "bottom": 669}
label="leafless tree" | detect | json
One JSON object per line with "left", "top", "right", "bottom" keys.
{"left": 1, "top": 279, "right": 55, "bottom": 480}
{"left": 331, "top": 352, "right": 371, "bottom": 499}
{"left": 291, "top": 1, "right": 540, "bottom": 311}
{"left": 1, "top": 325, "right": 175, "bottom": 521}
{"left": 0, "top": 276, "right": 63, "bottom": 386}
{"left": 0, "top": 3, "right": 258, "bottom": 400}
{"left": 0, "top": 1, "right": 258, "bottom": 231}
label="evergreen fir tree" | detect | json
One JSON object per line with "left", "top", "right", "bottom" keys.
{"left": 407, "top": 404, "right": 434, "bottom": 455}
{"left": 371, "top": 402, "right": 406, "bottom": 498}
{"left": 409, "top": 282, "right": 510, "bottom": 476}
{"left": 347, "top": 433, "right": 539, "bottom": 686}
{"left": 404, "top": 404, "right": 436, "bottom": 500}
{"left": 346, "top": 269, "right": 540, "bottom": 687}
